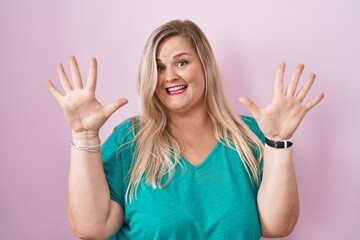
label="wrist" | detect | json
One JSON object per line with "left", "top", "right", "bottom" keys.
{"left": 71, "top": 129, "right": 99, "bottom": 136}
{"left": 265, "top": 137, "right": 293, "bottom": 149}
{"left": 71, "top": 141, "right": 101, "bottom": 153}
{"left": 71, "top": 131, "right": 100, "bottom": 145}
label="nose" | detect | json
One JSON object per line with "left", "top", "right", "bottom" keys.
{"left": 164, "top": 67, "right": 178, "bottom": 82}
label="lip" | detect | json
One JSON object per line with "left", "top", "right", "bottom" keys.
{"left": 165, "top": 84, "right": 188, "bottom": 95}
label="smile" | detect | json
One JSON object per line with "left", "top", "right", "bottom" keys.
{"left": 166, "top": 85, "right": 188, "bottom": 95}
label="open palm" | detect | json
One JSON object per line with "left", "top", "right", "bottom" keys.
{"left": 239, "top": 63, "right": 324, "bottom": 140}
{"left": 45, "top": 56, "right": 128, "bottom": 134}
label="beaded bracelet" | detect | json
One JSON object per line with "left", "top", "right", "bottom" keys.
{"left": 71, "top": 141, "right": 101, "bottom": 153}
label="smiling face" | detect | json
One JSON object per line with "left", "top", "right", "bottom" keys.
{"left": 155, "top": 35, "right": 206, "bottom": 116}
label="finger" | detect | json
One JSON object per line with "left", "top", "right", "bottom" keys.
{"left": 103, "top": 98, "right": 128, "bottom": 118}
{"left": 239, "top": 96, "right": 261, "bottom": 118}
{"left": 56, "top": 63, "right": 72, "bottom": 92}
{"left": 286, "top": 63, "right": 304, "bottom": 97}
{"left": 69, "top": 56, "right": 83, "bottom": 89}
{"left": 296, "top": 73, "right": 316, "bottom": 102}
{"left": 304, "top": 92, "right": 325, "bottom": 112}
{"left": 274, "top": 62, "right": 286, "bottom": 96}
{"left": 45, "top": 79, "right": 63, "bottom": 103}
{"left": 86, "top": 57, "right": 97, "bottom": 91}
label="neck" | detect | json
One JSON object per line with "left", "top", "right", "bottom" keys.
{"left": 168, "top": 108, "right": 214, "bottom": 141}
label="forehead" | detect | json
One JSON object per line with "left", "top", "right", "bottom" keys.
{"left": 156, "top": 35, "right": 195, "bottom": 60}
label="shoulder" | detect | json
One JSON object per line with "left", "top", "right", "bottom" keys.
{"left": 102, "top": 117, "right": 138, "bottom": 151}
{"left": 112, "top": 116, "right": 140, "bottom": 139}
{"left": 240, "top": 115, "right": 258, "bottom": 132}
{"left": 240, "top": 115, "right": 265, "bottom": 143}
{"left": 113, "top": 116, "right": 138, "bottom": 135}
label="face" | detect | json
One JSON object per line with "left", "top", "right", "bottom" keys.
{"left": 155, "top": 35, "right": 206, "bottom": 115}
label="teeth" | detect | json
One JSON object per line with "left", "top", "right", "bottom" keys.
{"left": 167, "top": 85, "right": 186, "bottom": 92}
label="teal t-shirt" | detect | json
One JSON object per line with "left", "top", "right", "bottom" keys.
{"left": 101, "top": 116, "right": 265, "bottom": 240}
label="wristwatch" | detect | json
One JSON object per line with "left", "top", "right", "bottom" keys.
{"left": 265, "top": 137, "right": 293, "bottom": 148}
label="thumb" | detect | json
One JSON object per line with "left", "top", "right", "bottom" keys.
{"left": 238, "top": 96, "right": 260, "bottom": 118}
{"left": 103, "top": 98, "right": 128, "bottom": 118}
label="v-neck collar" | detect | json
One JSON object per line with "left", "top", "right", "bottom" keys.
{"left": 180, "top": 141, "right": 221, "bottom": 169}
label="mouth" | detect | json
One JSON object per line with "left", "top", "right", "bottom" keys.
{"left": 166, "top": 85, "right": 188, "bottom": 95}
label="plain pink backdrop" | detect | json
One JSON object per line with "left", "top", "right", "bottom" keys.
{"left": 1, "top": 0, "right": 359, "bottom": 239}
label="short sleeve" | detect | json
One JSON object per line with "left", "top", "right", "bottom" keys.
{"left": 101, "top": 119, "right": 135, "bottom": 208}
{"left": 240, "top": 115, "right": 265, "bottom": 189}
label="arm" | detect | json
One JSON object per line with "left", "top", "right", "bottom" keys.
{"left": 239, "top": 63, "right": 324, "bottom": 237}
{"left": 46, "top": 56, "right": 128, "bottom": 239}
{"left": 67, "top": 135, "right": 124, "bottom": 239}
{"left": 257, "top": 146, "right": 298, "bottom": 237}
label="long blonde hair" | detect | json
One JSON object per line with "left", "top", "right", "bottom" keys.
{"left": 126, "top": 19, "right": 263, "bottom": 202}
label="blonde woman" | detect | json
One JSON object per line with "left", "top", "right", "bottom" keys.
{"left": 46, "top": 20, "right": 324, "bottom": 239}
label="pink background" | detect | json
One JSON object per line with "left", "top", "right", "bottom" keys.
{"left": 1, "top": 0, "right": 359, "bottom": 239}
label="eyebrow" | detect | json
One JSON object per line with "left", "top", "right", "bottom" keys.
{"left": 156, "top": 52, "right": 192, "bottom": 62}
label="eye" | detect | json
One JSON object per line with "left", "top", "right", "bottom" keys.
{"left": 176, "top": 60, "right": 188, "bottom": 68}
{"left": 157, "top": 64, "right": 165, "bottom": 71}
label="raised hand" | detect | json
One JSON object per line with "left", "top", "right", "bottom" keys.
{"left": 239, "top": 63, "right": 324, "bottom": 140}
{"left": 45, "top": 56, "right": 128, "bottom": 134}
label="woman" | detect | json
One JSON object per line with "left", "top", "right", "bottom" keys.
{"left": 46, "top": 20, "right": 324, "bottom": 239}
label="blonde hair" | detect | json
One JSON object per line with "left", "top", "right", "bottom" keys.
{"left": 126, "top": 20, "right": 263, "bottom": 202}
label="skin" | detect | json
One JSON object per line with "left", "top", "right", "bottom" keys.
{"left": 45, "top": 36, "right": 324, "bottom": 238}
{"left": 46, "top": 57, "right": 126, "bottom": 239}
{"left": 155, "top": 35, "right": 206, "bottom": 116}
{"left": 240, "top": 63, "right": 324, "bottom": 236}
{"left": 155, "top": 36, "right": 217, "bottom": 165}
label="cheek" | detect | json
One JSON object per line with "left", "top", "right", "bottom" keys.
{"left": 195, "top": 72, "right": 206, "bottom": 89}
{"left": 155, "top": 81, "right": 164, "bottom": 98}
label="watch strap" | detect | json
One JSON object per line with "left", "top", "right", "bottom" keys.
{"left": 265, "top": 137, "right": 293, "bottom": 148}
